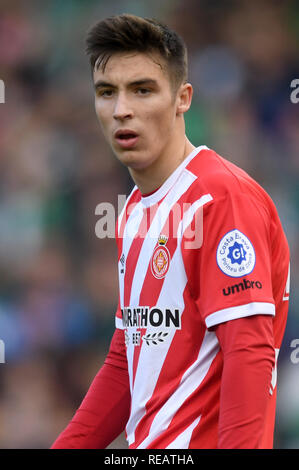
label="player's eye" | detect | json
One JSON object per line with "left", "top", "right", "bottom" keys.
{"left": 136, "top": 87, "right": 151, "bottom": 95}
{"left": 97, "top": 89, "right": 114, "bottom": 98}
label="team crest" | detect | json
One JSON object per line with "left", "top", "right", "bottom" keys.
{"left": 151, "top": 235, "right": 170, "bottom": 279}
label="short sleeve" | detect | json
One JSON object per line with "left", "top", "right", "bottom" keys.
{"left": 186, "top": 191, "right": 276, "bottom": 329}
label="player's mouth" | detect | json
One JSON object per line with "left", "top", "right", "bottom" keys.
{"left": 114, "top": 129, "right": 139, "bottom": 149}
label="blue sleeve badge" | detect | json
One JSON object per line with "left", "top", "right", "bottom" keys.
{"left": 216, "top": 229, "right": 256, "bottom": 277}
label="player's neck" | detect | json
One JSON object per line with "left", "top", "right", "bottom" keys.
{"left": 129, "top": 136, "right": 195, "bottom": 196}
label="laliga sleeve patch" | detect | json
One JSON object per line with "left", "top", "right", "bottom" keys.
{"left": 216, "top": 229, "right": 256, "bottom": 278}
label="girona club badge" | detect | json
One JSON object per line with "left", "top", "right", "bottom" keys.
{"left": 151, "top": 235, "right": 170, "bottom": 279}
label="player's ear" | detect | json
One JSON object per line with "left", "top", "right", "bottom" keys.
{"left": 176, "top": 82, "right": 193, "bottom": 115}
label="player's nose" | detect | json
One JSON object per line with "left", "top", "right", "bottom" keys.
{"left": 113, "top": 93, "right": 133, "bottom": 120}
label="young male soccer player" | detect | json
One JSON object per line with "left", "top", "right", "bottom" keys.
{"left": 52, "top": 14, "right": 290, "bottom": 449}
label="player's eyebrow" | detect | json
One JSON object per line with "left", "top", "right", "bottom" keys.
{"left": 128, "top": 79, "right": 158, "bottom": 87}
{"left": 94, "top": 80, "right": 114, "bottom": 90}
{"left": 94, "top": 78, "right": 158, "bottom": 90}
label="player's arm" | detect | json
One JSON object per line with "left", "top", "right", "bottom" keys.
{"left": 51, "top": 328, "right": 130, "bottom": 449}
{"left": 214, "top": 314, "right": 275, "bottom": 449}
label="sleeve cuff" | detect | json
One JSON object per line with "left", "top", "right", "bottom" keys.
{"left": 205, "top": 301, "right": 275, "bottom": 329}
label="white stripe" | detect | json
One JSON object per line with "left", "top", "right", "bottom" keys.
{"left": 205, "top": 301, "right": 275, "bottom": 329}
{"left": 126, "top": 240, "right": 188, "bottom": 445}
{"left": 129, "top": 170, "right": 197, "bottom": 307}
{"left": 177, "top": 193, "right": 213, "bottom": 246}
{"left": 283, "top": 262, "right": 290, "bottom": 301}
{"left": 270, "top": 348, "right": 280, "bottom": 395}
{"left": 119, "top": 199, "right": 144, "bottom": 309}
{"left": 137, "top": 330, "right": 219, "bottom": 448}
{"left": 165, "top": 416, "right": 201, "bottom": 449}
{"left": 125, "top": 193, "right": 214, "bottom": 445}
{"left": 117, "top": 186, "right": 138, "bottom": 237}
{"left": 178, "top": 193, "right": 213, "bottom": 236}
{"left": 115, "top": 186, "right": 139, "bottom": 330}
{"left": 118, "top": 200, "right": 144, "bottom": 392}
{"left": 115, "top": 316, "right": 123, "bottom": 329}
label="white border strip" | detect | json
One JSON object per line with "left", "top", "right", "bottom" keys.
{"left": 140, "top": 145, "right": 209, "bottom": 208}
{"left": 205, "top": 301, "right": 275, "bottom": 329}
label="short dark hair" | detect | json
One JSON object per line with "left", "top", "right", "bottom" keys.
{"left": 85, "top": 14, "right": 188, "bottom": 92}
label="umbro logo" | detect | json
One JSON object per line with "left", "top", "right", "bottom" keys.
{"left": 223, "top": 278, "right": 262, "bottom": 296}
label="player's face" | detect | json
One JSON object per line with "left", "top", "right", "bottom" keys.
{"left": 93, "top": 52, "right": 182, "bottom": 172}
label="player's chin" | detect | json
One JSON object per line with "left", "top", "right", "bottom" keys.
{"left": 114, "top": 149, "right": 150, "bottom": 170}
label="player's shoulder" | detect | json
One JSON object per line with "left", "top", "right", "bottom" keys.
{"left": 186, "top": 147, "right": 272, "bottom": 207}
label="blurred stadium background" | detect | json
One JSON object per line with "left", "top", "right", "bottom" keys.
{"left": 0, "top": 0, "right": 298, "bottom": 449}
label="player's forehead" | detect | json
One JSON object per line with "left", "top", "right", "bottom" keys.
{"left": 93, "top": 51, "right": 170, "bottom": 86}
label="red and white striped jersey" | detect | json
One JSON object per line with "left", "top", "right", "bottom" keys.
{"left": 114, "top": 146, "right": 290, "bottom": 449}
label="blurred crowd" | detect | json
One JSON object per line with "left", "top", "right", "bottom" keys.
{"left": 0, "top": 0, "right": 298, "bottom": 449}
